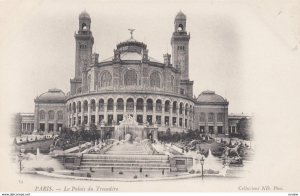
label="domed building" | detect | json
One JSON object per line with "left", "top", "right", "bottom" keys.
{"left": 33, "top": 89, "right": 66, "bottom": 132}
{"left": 30, "top": 11, "right": 230, "bottom": 135}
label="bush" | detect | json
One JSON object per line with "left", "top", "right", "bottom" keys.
{"left": 87, "top": 173, "right": 91, "bottom": 178}
{"left": 46, "top": 167, "right": 54, "bottom": 173}
{"left": 133, "top": 175, "right": 137, "bottom": 179}
{"left": 119, "top": 171, "right": 123, "bottom": 175}
{"left": 145, "top": 174, "right": 149, "bottom": 178}
{"left": 189, "top": 169, "right": 195, "bottom": 174}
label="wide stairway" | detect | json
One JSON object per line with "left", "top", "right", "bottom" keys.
{"left": 79, "top": 142, "right": 170, "bottom": 171}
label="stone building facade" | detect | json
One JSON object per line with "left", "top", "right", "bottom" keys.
{"left": 28, "top": 11, "right": 235, "bottom": 135}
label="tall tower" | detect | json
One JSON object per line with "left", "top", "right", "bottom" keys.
{"left": 74, "top": 10, "right": 94, "bottom": 79}
{"left": 171, "top": 11, "right": 190, "bottom": 81}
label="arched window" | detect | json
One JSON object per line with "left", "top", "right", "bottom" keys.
{"left": 82, "top": 23, "right": 87, "bottom": 30}
{"left": 57, "top": 111, "right": 63, "bottom": 120}
{"left": 200, "top": 113, "right": 206, "bottom": 122}
{"left": 107, "top": 98, "right": 114, "bottom": 111}
{"left": 100, "top": 71, "right": 112, "bottom": 87}
{"left": 156, "top": 100, "right": 162, "bottom": 112}
{"left": 217, "top": 113, "right": 224, "bottom": 122}
{"left": 185, "top": 104, "right": 188, "bottom": 115}
{"left": 208, "top": 113, "right": 214, "bottom": 122}
{"left": 72, "top": 102, "right": 76, "bottom": 113}
{"left": 99, "top": 99, "right": 104, "bottom": 111}
{"left": 178, "top": 24, "right": 184, "bottom": 31}
{"left": 172, "top": 101, "right": 177, "bottom": 113}
{"left": 117, "top": 98, "right": 124, "bottom": 110}
{"left": 90, "top": 99, "right": 96, "bottom": 112}
{"left": 147, "top": 99, "right": 153, "bottom": 111}
{"left": 48, "top": 110, "right": 54, "bottom": 120}
{"left": 124, "top": 70, "right": 137, "bottom": 86}
{"left": 136, "top": 98, "right": 144, "bottom": 111}
{"left": 83, "top": 100, "right": 88, "bottom": 112}
{"left": 150, "top": 71, "right": 161, "bottom": 88}
{"left": 39, "top": 110, "right": 45, "bottom": 120}
{"left": 126, "top": 98, "right": 134, "bottom": 111}
{"left": 77, "top": 101, "right": 81, "bottom": 112}
{"left": 179, "top": 103, "right": 183, "bottom": 114}
{"left": 165, "top": 100, "right": 170, "bottom": 113}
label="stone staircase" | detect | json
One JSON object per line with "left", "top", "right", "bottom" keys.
{"left": 79, "top": 143, "right": 171, "bottom": 171}
{"left": 105, "top": 143, "right": 149, "bottom": 155}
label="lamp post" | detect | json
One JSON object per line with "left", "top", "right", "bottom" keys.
{"left": 18, "top": 145, "right": 25, "bottom": 173}
{"left": 100, "top": 121, "right": 105, "bottom": 142}
{"left": 200, "top": 156, "right": 205, "bottom": 180}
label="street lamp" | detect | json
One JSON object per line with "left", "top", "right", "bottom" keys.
{"left": 200, "top": 156, "right": 205, "bottom": 180}
{"left": 18, "top": 145, "right": 25, "bottom": 173}
{"left": 100, "top": 121, "right": 105, "bottom": 142}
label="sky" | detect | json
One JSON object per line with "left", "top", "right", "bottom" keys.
{"left": 0, "top": 0, "right": 299, "bottom": 115}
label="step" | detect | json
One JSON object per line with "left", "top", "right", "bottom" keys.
{"left": 79, "top": 165, "right": 170, "bottom": 170}
{"left": 81, "top": 159, "right": 169, "bottom": 163}
{"left": 80, "top": 162, "right": 170, "bottom": 167}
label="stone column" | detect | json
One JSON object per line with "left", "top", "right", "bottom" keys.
{"left": 95, "top": 102, "right": 99, "bottom": 124}
{"left": 45, "top": 112, "right": 49, "bottom": 132}
{"left": 205, "top": 116, "right": 208, "bottom": 134}
{"left": 183, "top": 107, "right": 186, "bottom": 128}
{"left": 177, "top": 107, "right": 180, "bottom": 127}
{"left": 224, "top": 107, "right": 229, "bottom": 134}
{"left": 143, "top": 102, "right": 147, "bottom": 124}
{"left": 81, "top": 102, "right": 84, "bottom": 125}
{"left": 161, "top": 103, "right": 165, "bottom": 126}
{"left": 75, "top": 107, "right": 78, "bottom": 126}
{"left": 113, "top": 102, "right": 117, "bottom": 122}
{"left": 153, "top": 102, "right": 156, "bottom": 124}
{"left": 133, "top": 100, "right": 137, "bottom": 119}
{"left": 214, "top": 113, "right": 218, "bottom": 135}
{"left": 104, "top": 102, "right": 108, "bottom": 123}
{"left": 87, "top": 103, "right": 91, "bottom": 124}
{"left": 170, "top": 106, "right": 173, "bottom": 127}
{"left": 123, "top": 102, "right": 126, "bottom": 115}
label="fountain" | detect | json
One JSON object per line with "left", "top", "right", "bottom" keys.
{"left": 189, "top": 149, "right": 228, "bottom": 176}
{"left": 114, "top": 115, "right": 152, "bottom": 141}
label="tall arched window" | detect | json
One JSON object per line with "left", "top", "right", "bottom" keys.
{"left": 77, "top": 101, "right": 81, "bottom": 112}
{"left": 200, "top": 113, "right": 206, "bottom": 122}
{"left": 124, "top": 70, "right": 137, "bottom": 86}
{"left": 208, "top": 113, "right": 214, "bottom": 122}
{"left": 217, "top": 113, "right": 224, "bottom": 122}
{"left": 100, "top": 71, "right": 112, "bottom": 87}
{"left": 165, "top": 100, "right": 170, "bottom": 113}
{"left": 48, "top": 110, "right": 54, "bottom": 120}
{"left": 150, "top": 71, "right": 161, "bottom": 88}
{"left": 136, "top": 98, "right": 144, "bottom": 111}
{"left": 57, "top": 111, "right": 63, "bottom": 120}
{"left": 39, "top": 110, "right": 45, "bottom": 120}
{"left": 117, "top": 98, "right": 124, "bottom": 110}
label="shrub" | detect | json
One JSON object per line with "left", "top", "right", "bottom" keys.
{"left": 87, "top": 173, "right": 91, "bottom": 178}
{"left": 145, "top": 174, "right": 149, "bottom": 178}
{"left": 133, "top": 175, "right": 138, "bottom": 179}
{"left": 189, "top": 169, "right": 195, "bottom": 174}
{"left": 46, "top": 167, "right": 54, "bottom": 173}
{"left": 119, "top": 171, "right": 123, "bottom": 175}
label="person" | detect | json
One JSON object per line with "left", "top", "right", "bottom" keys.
{"left": 111, "top": 167, "right": 114, "bottom": 172}
{"left": 140, "top": 168, "right": 142, "bottom": 173}
{"left": 162, "top": 169, "right": 165, "bottom": 175}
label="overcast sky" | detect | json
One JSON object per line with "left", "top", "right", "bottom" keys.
{"left": 0, "top": 0, "right": 299, "bottom": 115}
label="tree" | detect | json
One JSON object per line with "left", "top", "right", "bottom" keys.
{"left": 237, "top": 117, "right": 253, "bottom": 140}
